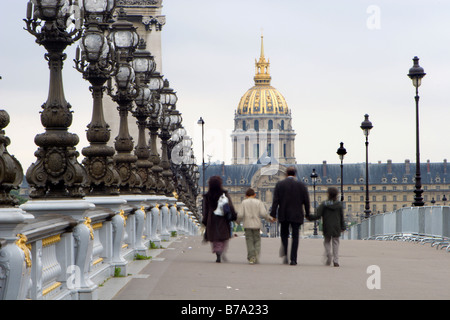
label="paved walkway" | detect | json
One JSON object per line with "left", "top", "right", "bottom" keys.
{"left": 99, "top": 234, "right": 450, "bottom": 300}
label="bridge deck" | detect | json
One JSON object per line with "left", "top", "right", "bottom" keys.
{"left": 100, "top": 235, "right": 450, "bottom": 300}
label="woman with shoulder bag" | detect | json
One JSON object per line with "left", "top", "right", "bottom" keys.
{"left": 202, "top": 176, "right": 237, "bottom": 263}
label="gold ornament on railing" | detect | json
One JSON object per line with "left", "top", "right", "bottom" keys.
{"left": 15, "top": 234, "right": 32, "bottom": 268}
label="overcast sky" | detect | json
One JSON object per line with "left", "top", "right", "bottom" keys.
{"left": 2, "top": 0, "right": 450, "bottom": 171}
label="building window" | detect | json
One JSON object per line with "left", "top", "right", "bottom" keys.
{"left": 242, "top": 120, "right": 247, "bottom": 131}
{"left": 267, "top": 143, "right": 273, "bottom": 157}
{"left": 268, "top": 120, "right": 273, "bottom": 131}
{"left": 253, "top": 144, "right": 260, "bottom": 158}
{"left": 283, "top": 144, "right": 286, "bottom": 158}
{"left": 280, "top": 120, "right": 285, "bottom": 130}
{"left": 254, "top": 120, "right": 259, "bottom": 131}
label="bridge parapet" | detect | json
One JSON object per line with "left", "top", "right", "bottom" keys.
{"left": 0, "top": 196, "right": 199, "bottom": 300}
{"left": 345, "top": 206, "right": 450, "bottom": 252}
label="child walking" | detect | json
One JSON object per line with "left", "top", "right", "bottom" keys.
{"left": 309, "top": 187, "right": 346, "bottom": 267}
{"left": 237, "top": 188, "right": 275, "bottom": 264}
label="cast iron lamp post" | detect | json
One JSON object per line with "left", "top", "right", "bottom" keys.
{"left": 310, "top": 168, "right": 318, "bottom": 236}
{"left": 337, "top": 142, "right": 347, "bottom": 202}
{"left": 361, "top": 114, "right": 373, "bottom": 218}
{"left": 197, "top": 117, "right": 205, "bottom": 195}
{"left": 132, "top": 40, "right": 156, "bottom": 193}
{"left": 24, "top": 0, "right": 87, "bottom": 198}
{"left": 74, "top": 0, "right": 120, "bottom": 195}
{"left": 146, "top": 71, "right": 164, "bottom": 194}
{"left": 107, "top": 10, "right": 141, "bottom": 194}
{"left": 408, "top": 56, "right": 426, "bottom": 206}
{"left": 159, "top": 80, "right": 179, "bottom": 196}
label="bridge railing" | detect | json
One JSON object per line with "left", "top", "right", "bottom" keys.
{"left": 344, "top": 206, "right": 450, "bottom": 252}
{"left": 0, "top": 196, "right": 199, "bottom": 300}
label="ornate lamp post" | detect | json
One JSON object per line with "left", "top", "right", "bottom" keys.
{"left": 147, "top": 71, "right": 165, "bottom": 194}
{"left": 336, "top": 142, "right": 347, "bottom": 202}
{"left": 74, "top": 0, "right": 120, "bottom": 195}
{"left": 408, "top": 56, "right": 426, "bottom": 207}
{"left": 0, "top": 110, "right": 24, "bottom": 206}
{"left": 132, "top": 40, "right": 156, "bottom": 193}
{"left": 107, "top": 11, "right": 141, "bottom": 194}
{"left": 159, "top": 80, "right": 180, "bottom": 196}
{"left": 360, "top": 114, "right": 373, "bottom": 218}
{"left": 197, "top": 117, "right": 205, "bottom": 195}
{"left": 24, "top": 0, "right": 87, "bottom": 198}
{"left": 310, "top": 168, "right": 318, "bottom": 236}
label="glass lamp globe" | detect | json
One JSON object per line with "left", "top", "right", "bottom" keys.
{"left": 32, "top": 0, "right": 67, "bottom": 20}
{"left": 110, "top": 19, "right": 139, "bottom": 53}
{"left": 149, "top": 73, "right": 164, "bottom": 91}
{"left": 135, "top": 87, "right": 151, "bottom": 106}
{"left": 81, "top": 31, "right": 109, "bottom": 62}
{"left": 116, "top": 64, "right": 135, "bottom": 89}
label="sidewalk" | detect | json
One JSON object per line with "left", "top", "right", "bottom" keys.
{"left": 100, "top": 235, "right": 450, "bottom": 300}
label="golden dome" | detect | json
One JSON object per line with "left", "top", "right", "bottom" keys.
{"left": 237, "top": 35, "right": 289, "bottom": 116}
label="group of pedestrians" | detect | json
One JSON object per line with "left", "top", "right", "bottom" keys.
{"left": 201, "top": 166, "right": 346, "bottom": 267}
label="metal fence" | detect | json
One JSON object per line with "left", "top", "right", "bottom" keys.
{"left": 344, "top": 206, "right": 450, "bottom": 252}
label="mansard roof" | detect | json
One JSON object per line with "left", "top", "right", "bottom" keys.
{"left": 200, "top": 160, "right": 449, "bottom": 187}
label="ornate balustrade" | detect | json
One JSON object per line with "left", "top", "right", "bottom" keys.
{"left": 0, "top": 196, "right": 199, "bottom": 300}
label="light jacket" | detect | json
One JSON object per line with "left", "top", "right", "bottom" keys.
{"left": 237, "top": 198, "right": 272, "bottom": 229}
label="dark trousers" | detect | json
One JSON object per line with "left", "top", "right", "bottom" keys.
{"left": 280, "top": 222, "right": 301, "bottom": 263}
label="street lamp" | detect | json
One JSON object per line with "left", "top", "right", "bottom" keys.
{"left": 197, "top": 117, "right": 205, "bottom": 195}
{"left": 408, "top": 56, "right": 426, "bottom": 206}
{"left": 24, "top": 0, "right": 87, "bottom": 198}
{"left": 107, "top": 11, "right": 141, "bottom": 194}
{"left": 336, "top": 142, "right": 347, "bottom": 202}
{"left": 159, "top": 79, "right": 179, "bottom": 196}
{"left": 361, "top": 114, "right": 373, "bottom": 218}
{"left": 74, "top": 0, "right": 120, "bottom": 195}
{"left": 310, "top": 168, "right": 318, "bottom": 236}
{"left": 132, "top": 40, "right": 156, "bottom": 193}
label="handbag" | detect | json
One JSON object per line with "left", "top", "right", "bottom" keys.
{"left": 214, "top": 194, "right": 228, "bottom": 216}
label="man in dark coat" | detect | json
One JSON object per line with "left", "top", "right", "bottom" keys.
{"left": 270, "top": 166, "right": 310, "bottom": 265}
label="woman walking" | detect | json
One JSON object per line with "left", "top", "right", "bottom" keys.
{"left": 308, "top": 187, "right": 346, "bottom": 267}
{"left": 237, "top": 188, "right": 275, "bottom": 264}
{"left": 202, "top": 176, "right": 237, "bottom": 263}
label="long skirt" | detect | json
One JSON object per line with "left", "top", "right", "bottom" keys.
{"left": 211, "top": 240, "right": 228, "bottom": 254}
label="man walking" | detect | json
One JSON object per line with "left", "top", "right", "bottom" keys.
{"left": 270, "top": 166, "right": 310, "bottom": 265}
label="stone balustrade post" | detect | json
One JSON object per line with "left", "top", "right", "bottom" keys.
{"left": 0, "top": 209, "right": 31, "bottom": 300}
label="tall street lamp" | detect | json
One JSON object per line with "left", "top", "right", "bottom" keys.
{"left": 197, "top": 117, "right": 205, "bottom": 195}
{"left": 159, "top": 79, "right": 179, "bottom": 196}
{"left": 75, "top": 0, "right": 120, "bottom": 196}
{"left": 132, "top": 40, "right": 156, "bottom": 193}
{"left": 336, "top": 142, "right": 347, "bottom": 202}
{"left": 107, "top": 10, "right": 141, "bottom": 194}
{"left": 360, "top": 114, "right": 373, "bottom": 218}
{"left": 24, "top": 0, "right": 87, "bottom": 198}
{"left": 147, "top": 71, "right": 164, "bottom": 194}
{"left": 310, "top": 168, "right": 318, "bottom": 236}
{"left": 408, "top": 56, "right": 426, "bottom": 206}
